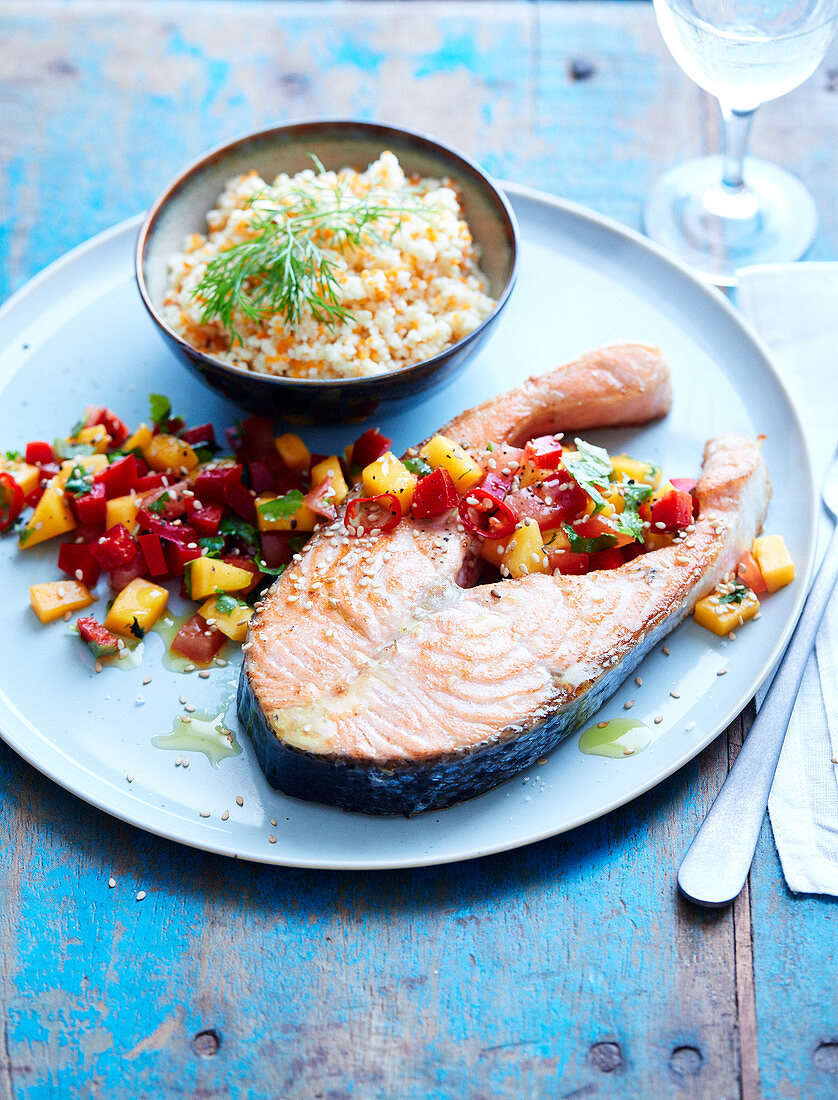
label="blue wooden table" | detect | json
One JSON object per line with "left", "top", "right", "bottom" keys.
{"left": 2, "top": 3, "right": 837, "bottom": 1097}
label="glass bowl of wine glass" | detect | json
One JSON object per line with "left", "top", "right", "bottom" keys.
{"left": 644, "top": 0, "right": 838, "bottom": 285}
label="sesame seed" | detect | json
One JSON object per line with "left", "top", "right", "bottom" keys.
{"left": 221, "top": 810, "right": 230, "bottom": 821}
{"left": 108, "top": 877, "right": 116, "bottom": 889}
{"left": 199, "top": 670, "right": 210, "bottom": 679}
{"left": 490, "top": 589, "right": 502, "bottom": 599}
{"left": 654, "top": 715, "right": 663, "bottom": 724}
{"left": 179, "top": 695, "right": 187, "bottom": 704}
{"left": 654, "top": 521, "right": 666, "bottom": 531}
{"left": 624, "top": 700, "right": 635, "bottom": 710}
{"left": 268, "top": 835, "right": 276, "bottom": 844}
{"left": 94, "top": 662, "right": 103, "bottom": 673}
{"left": 536, "top": 757, "right": 548, "bottom": 766}
{"left": 143, "top": 676, "right": 152, "bottom": 685}
{"left": 199, "top": 810, "right": 210, "bottom": 818}
{"left": 136, "top": 891, "right": 146, "bottom": 902}
{"left": 270, "top": 818, "right": 277, "bottom": 827}
{"left": 236, "top": 795, "right": 244, "bottom": 807}
{"left": 597, "top": 721, "right": 608, "bottom": 728}
{"left": 184, "top": 704, "right": 196, "bottom": 713}
{"left": 183, "top": 757, "right": 189, "bottom": 767}
{"left": 662, "top": 646, "right": 670, "bottom": 656}
{"left": 832, "top": 757, "right": 838, "bottom": 765}
{"left": 670, "top": 691, "right": 680, "bottom": 699}
{"left": 175, "top": 756, "right": 182, "bottom": 767}
{"left": 126, "top": 773, "right": 133, "bottom": 783}
{"left": 215, "top": 658, "right": 227, "bottom": 667}
{"left": 74, "top": 569, "right": 83, "bottom": 581}
{"left": 182, "top": 716, "right": 191, "bottom": 725}
{"left": 686, "top": 721, "right": 696, "bottom": 731}
{"left": 623, "top": 748, "right": 635, "bottom": 756}
{"left": 717, "top": 667, "right": 728, "bottom": 676}
{"left": 635, "top": 676, "right": 643, "bottom": 687}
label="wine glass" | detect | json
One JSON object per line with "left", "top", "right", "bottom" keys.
{"left": 644, "top": 0, "right": 838, "bottom": 285}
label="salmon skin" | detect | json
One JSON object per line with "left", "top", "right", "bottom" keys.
{"left": 238, "top": 344, "right": 770, "bottom": 815}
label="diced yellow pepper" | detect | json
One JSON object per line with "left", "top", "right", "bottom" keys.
{"left": 19, "top": 483, "right": 76, "bottom": 548}
{"left": 362, "top": 452, "right": 417, "bottom": 515}
{"left": 311, "top": 456, "right": 349, "bottom": 505}
{"left": 419, "top": 435, "right": 483, "bottom": 495}
{"left": 1, "top": 459, "right": 39, "bottom": 496}
{"left": 197, "top": 596, "right": 253, "bottom": 642}
{"left": 752, "top": 535, "right": 795, "bottom": 593}
{"left": 105, "top": 494, "right": 140, "bottom": 532}
{"left": 501, "top": 519, "right": 550, "bottom": 579}
{"left": 275, "top": 433, "right": 310, "bottom": 475}
{"left": 74, "top": 424, "right": 111, "bottom": 453}
{"left": 104, "top": 577, "right": 168, "bottom": 637}
{"left": 144, "top": 433, "right": 199, "bottom": 473}
{"left": 694, "top": 590, "right": 760, "bottom": 635}
{"left": 611, "top": 453, "right": 661, "bottom": 489}
{"left": 30, "top": 580, "right": 95, "bottom": 624}
{"left": 255, "top": 493, "right": 317, "bottom": 533}
{"left": 55, "top": 454, "right": 109, "bottom": 488}
{"left": 123, "top": 423, "right": 153, "bottom": 454}
{"left": 185, "top": 557, "right": 255, "bottom": 600}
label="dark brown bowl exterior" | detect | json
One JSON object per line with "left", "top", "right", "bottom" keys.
{"left": 136, "top": 119, "right": 518, "bottom": 423}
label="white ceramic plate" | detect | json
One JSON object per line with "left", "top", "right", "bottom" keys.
{"left": 0, "top": 186, "right": 815, "bottom": 869}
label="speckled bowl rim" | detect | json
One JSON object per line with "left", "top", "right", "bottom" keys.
{"left": 135, "top": 118, "right": 519, "bottom": 389}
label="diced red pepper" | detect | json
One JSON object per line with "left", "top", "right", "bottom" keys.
{"left": 137, "top": 532, "right": 169, "bottom": 577}
{"left": 481, "top": 471, "right": 514, "bottom": 497}
{"left": 574, "top": 514, "right": 635, "bottom": 549}
{"left": 220, "top": 554, "right": 264, "bottom": 594}
{"left": 194, "top": 463, "right": 243, "bottom": 505}
{"left": 179, "top": 423, "right": 216, "bottom": 447}
{"left": 0, "top": 472, "right": 25, "bottom": 532}
{"left": 411, "top": 467, "right": 459, "bottom": 519}
{"left": 588, "top": 547, "right": 626, "bottom": 571}
{"left": 170, "top": 613, "right": 225, "bottom": 664}
{"left": 651, "top": 489, "right": 694, "bottom": 531}
{"left": 25, "top": 440, "right": 54, "bottom": 465}
{"left": 345, "top": 493, "right": 401, "bottom": 536}
{"left": 83, "top": 406, "right": 129, "bottom": 446}
{"left": 670, "top": 478, "right": 700, "bottom": 519}
{"left": 248, "top": 460, "right": 276, "bottom": 494}
{"left": 236, "top": 416, "right": 276, "bottom": 463}
{"left": 89, "top": 524, "right": 138, "bottom": 570}
{"left": 109, "top": 554, "right": 148, "bottom": 593}
{"left": 523, "top": 435, "right": 563, "bottom": 469}
{"left": 227, "top": 482, "right": 258, "bottom": 524}
{"left": 93, "top": 454, "right": 139, "bottom": 499}
{"left": 459, "top": 485, "right": 518, "bottom": 539}
{"left": 189, "top": 504, "right": 224, "bottom": 537}
{"left": 736, "top": 550, "right": 768, "bottom": 594}
{"left": 551, "top": 551, "right": 589, "bottom": 575}
{"left": 166, "top": 417, "right": 186, "bottom": 437}
{"left": 133, "top": 473, "right": 168, "bottom": 493}
{"left": 163, "top": 539, "right": 201, "bottom": 577}
{"left": 25, "top": 485, "right": 45, "bottom": 508}
{"left": 304, "top": 478, "right": 337, "bottom": 521}
{"left": 57, "top": 542, "right": 101, "bottom": 588}
{"left": 71, "top": 481, "right": 108, "bottom": 526}
{"left": 76, "top": 617, "right": 121, "bottom": 659}
{"left": 258, "top": 532, "right": 297, "bottom": 569}
{"left": 351, "top": 429, "right": 392, "bottom": 470}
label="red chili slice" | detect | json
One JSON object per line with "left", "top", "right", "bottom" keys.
{"left": 305, "top": 477, "right": 337, "bottom": 521}
{"left": 0, "top": 472, "right": 24, "bottom": 532}
{"left": 344, "top": 493, "right": 401, "bottom": 536}
{"left": 411, "top": 468, "right": 458, "bottom": 519}
{"left": 458, "top": 486, "right": 518, "bottom": 540}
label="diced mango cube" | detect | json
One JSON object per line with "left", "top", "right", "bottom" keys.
{"left": 104, "top": 577, "right": 168, "bottom": 637}
{"left": 311, "top": 456, "right": 349, "bottom": 505}
{"left": 480, "top": 536, "right": 506, "bottom": 567}
{"left": 55, "top": 454, "right": 109, "bottom": 488}
{"left": 362, "top": 452, "right": 417, "bottom": 515}
{"left": 694, "top": 590, "right": 760, "bottom": 635}
{"left": 123, "top": 423, "right": 153, "bottom": 454}
{"left": 144, "top": 433, "right": 199, "bottom": 473}
{"left": 752, "top": 535, "right": 795, "bottom": 593}
{"left": 1, "top": 459, "right": 39, "bottom": 496}
{"left": 611, "top": 453, "right": 661, "bottom": 489}
{"left": 19, "top": 483, "right": 76, "bottom": 548}
{"left": 502, "top": 519, "right": 550, "bottom": 579}
{"left": 105, "top": 494, "right": 140, "bottom": 532}
{"left": 419, "top": 435, "right": 483, "bottom": 494}
{"left": 275, "top": 433, "right": 310, "bottom": 474}
{"left": 185, "top": 557, "right": 255, "bottom": 600}
{"left": 255, "top": 493, "right": 317, "bottom": 533}
{"left": 30, "top": 580, "right": 95, "bottom": 624}
{"left": 74, "top": 424, "right": 111, "bottom": 453}
{"left": 197, "top": 596, "right": 253, "bottom": 642}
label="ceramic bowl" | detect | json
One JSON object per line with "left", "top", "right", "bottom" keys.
{"left": 136, "top": 119, "right": 518, "bottom": 423}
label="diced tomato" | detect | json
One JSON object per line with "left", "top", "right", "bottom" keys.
{"left": 83, "top": 406, "right": 129, "bottom": 446}
{"left": 477, "top": 443, "right": 526, "bottom": 477}
{"left": 71, "top": 481, "right": 108, "bottom": 526}
{"left": 25, "top": 441, "right": 54, "bottom": 465}
{"left": 651, "top": 489, "right": 694, "bottom": 530}
{"left": 227, "top": 482, "right": 258, "bottom": 524}
{"left": 133, "top": 473, "right": 168, "bottom": 493}
{"left": 736, "top": 550, "right": 769, "bottom": 594}
{"left": 194, "top": 463, "right": 243, "bottom": 505}
{"left": 236, "top": 417, "right": 276, "bottom": 463}
{"left": 523, "top": 435, "right": 563, "bottom": 469}
{"left": 137, "top": 532, "right": 169, "bottom": 577}
{"left": 588, "top": 547, "right": 625, "bottom": 571}
{"left": 170, "top": 613, "right": 225, "bottom": 664}
{"left": 163, "top": 539, "right": 201, "bottom": 577}
{"left": 72, "top": 521, "right": 107, "bottom": 545}
{"left": 109, "top": 554, "right": 148, "bottom": 593}
{"left": 25, "top": 484, "right": 45, "bottom": 508}
{"left": 138, "top": 483, "right": 190, "bottom": 524}
{"left": 507, "top": 476, "right": 588, "bottom": 531}
{"left": 93, "top": 454, "right": 139, "bottom": 499}
{"left": 179, "top": 423, "right": 216, "bottom": 447}
{"left": 351, "top": 429, "right": 392, "bottom": 470}
{"left": 248, "top": 460, "right": 276, "bottom": 494}
{"left": 220, "top": 554, "right": 264, "bottom": 594}
{"left": 76, "top": 617, "right": 121, "bottom": 658}
{"left": 57, "top": 542, "right": 101, "bottom": 588}
{"left": 304, "top": 478, "right": 337, "bottom": 521}
{"left": 89, "top": 524, "right": 138, "bottom": 570}
{"left": 189, "top": 504, "right": 224, "bottom": 537}
{"left": 574, "top": 514, "right": 635, "bottom": 549}
{"left": 552, "top": 551, "right": 589, "bottom": 575}
{"left": 0, "top": 473, "right": 24, "bottom": 532}
{"left": 412, "top": 468, "right": 458, "bottom": 519}
{"left": 670, "top": 477, "right": 697, "bottom": 494}
{"left": 258, "top": 532, "right": 297, "bottom": 570}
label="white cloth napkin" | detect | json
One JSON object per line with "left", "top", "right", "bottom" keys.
{"left": 737, "top": 262, "right": 838, "bottom": 896}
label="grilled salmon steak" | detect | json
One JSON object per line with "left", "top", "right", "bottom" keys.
{"left": 238, "top": 344, "right": 770, "bottom": 814}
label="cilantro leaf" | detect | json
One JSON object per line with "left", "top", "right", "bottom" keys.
{"left": 4, "top": 449, "right": 23, "bottom": 462}
{"left": 219, "top": 515, "right": 259, "bottom": 546}
{"left": 199, "top": 535, "right": 225, "bottom": 558}
{"left": 256, "top": 560, "right": 287, "bottom": 577}
{"left": 613, "top": 483, "right": 653, "bottom": 541}
{"left": 63, "top": 464, "right": 94, "bottom": 497}
{"left": 562, "top": 439, "right": 613, "bottom": 508}
{"left": 53, "top": 438, "right": 94, "bottom": 461}
{"left": 719, "top": 582, "right": 750, "bottom": 605}
{"left": 403, "top": 456, "right": 433, "bottom": 478}
{"left": 562, "top": 522, "right": 618, "bottom": 554}
{"left": 257, "top": 490, "right": 305, "bottom": 522}
{"left": 149, "top": 394, "right": 172, "bottom": 431}
{"left": 69, "top": 416, "right": 87, "bottom": 438}
{"left": 213, "top": 590, "right": 248, "bottom": 616}
{"left": 147, "top": 491, "right": 170, "bottom": 515}
{"left": 128, "top": 616, "right": 145, "bottom": 639}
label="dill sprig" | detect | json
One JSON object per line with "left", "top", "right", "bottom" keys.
{"left": 192, "top": 160, "right": 438, "bottom": 344}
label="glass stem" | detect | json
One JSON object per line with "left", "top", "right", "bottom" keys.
{"left": 719, "top": 102, "right": 756, "bottom": 193}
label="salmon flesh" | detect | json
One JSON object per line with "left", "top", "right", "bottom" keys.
{"left": 238, "top": 344, "right": 770, "bottom": 814}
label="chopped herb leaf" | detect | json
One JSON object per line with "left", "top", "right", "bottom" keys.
{"left": 53, "top": 438, "right": 95, "bottom": 461}
{"left": 213, "top": 590, "right": 248, "bottom": 615}
{"left": 256, "top": 560, "right": 287, "bottom": 577}
{"left": 219, "top": 515, "right": 259, "bottom": 546}
{"left": 257, "top": 490, "right": 305, "bottom": 521}
{"left": 288, "top": 536, "right": 307, "bottom": 554}
{"left": 613, "top": 483, "right": 653, "bottom": 540}
{"left": 64, "top": 465, "right": 94, "bottom": 496}
{"left": 719, "top": 582, "right": 750, "bottom": 605}
{"left": 562, "top": 522, "right": 618, "bottom": 554}
{"left": 147, "top": 492, "right": 170, "bottom": 515}
{"left": 194, "top": 445, "right": 217, "bottom": 464}
{"left": 403, "top": 456, "right": 433, "bottom": 478}
{"left": 4, "top": 450, "right": 23, "bottom": 462}
{"left": 16, "top": 523, "right": 33, "bottom": 545}
{"left": 128, "top": 616, "right": 145, "bottom": 639}
{"left": 486, "top": 442, "right": 495, "bottom": 452}
{"left": 562, "top": 439, "right": 613, "bottom": 508}
{"left": 149, "top": 394, "right": 172, "bottom": 430}
{"left": 199, "top": 535, "right": 225, "bottom": 558}
{"left": 69, "top": 416, "right": 87, "bottom": 438}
